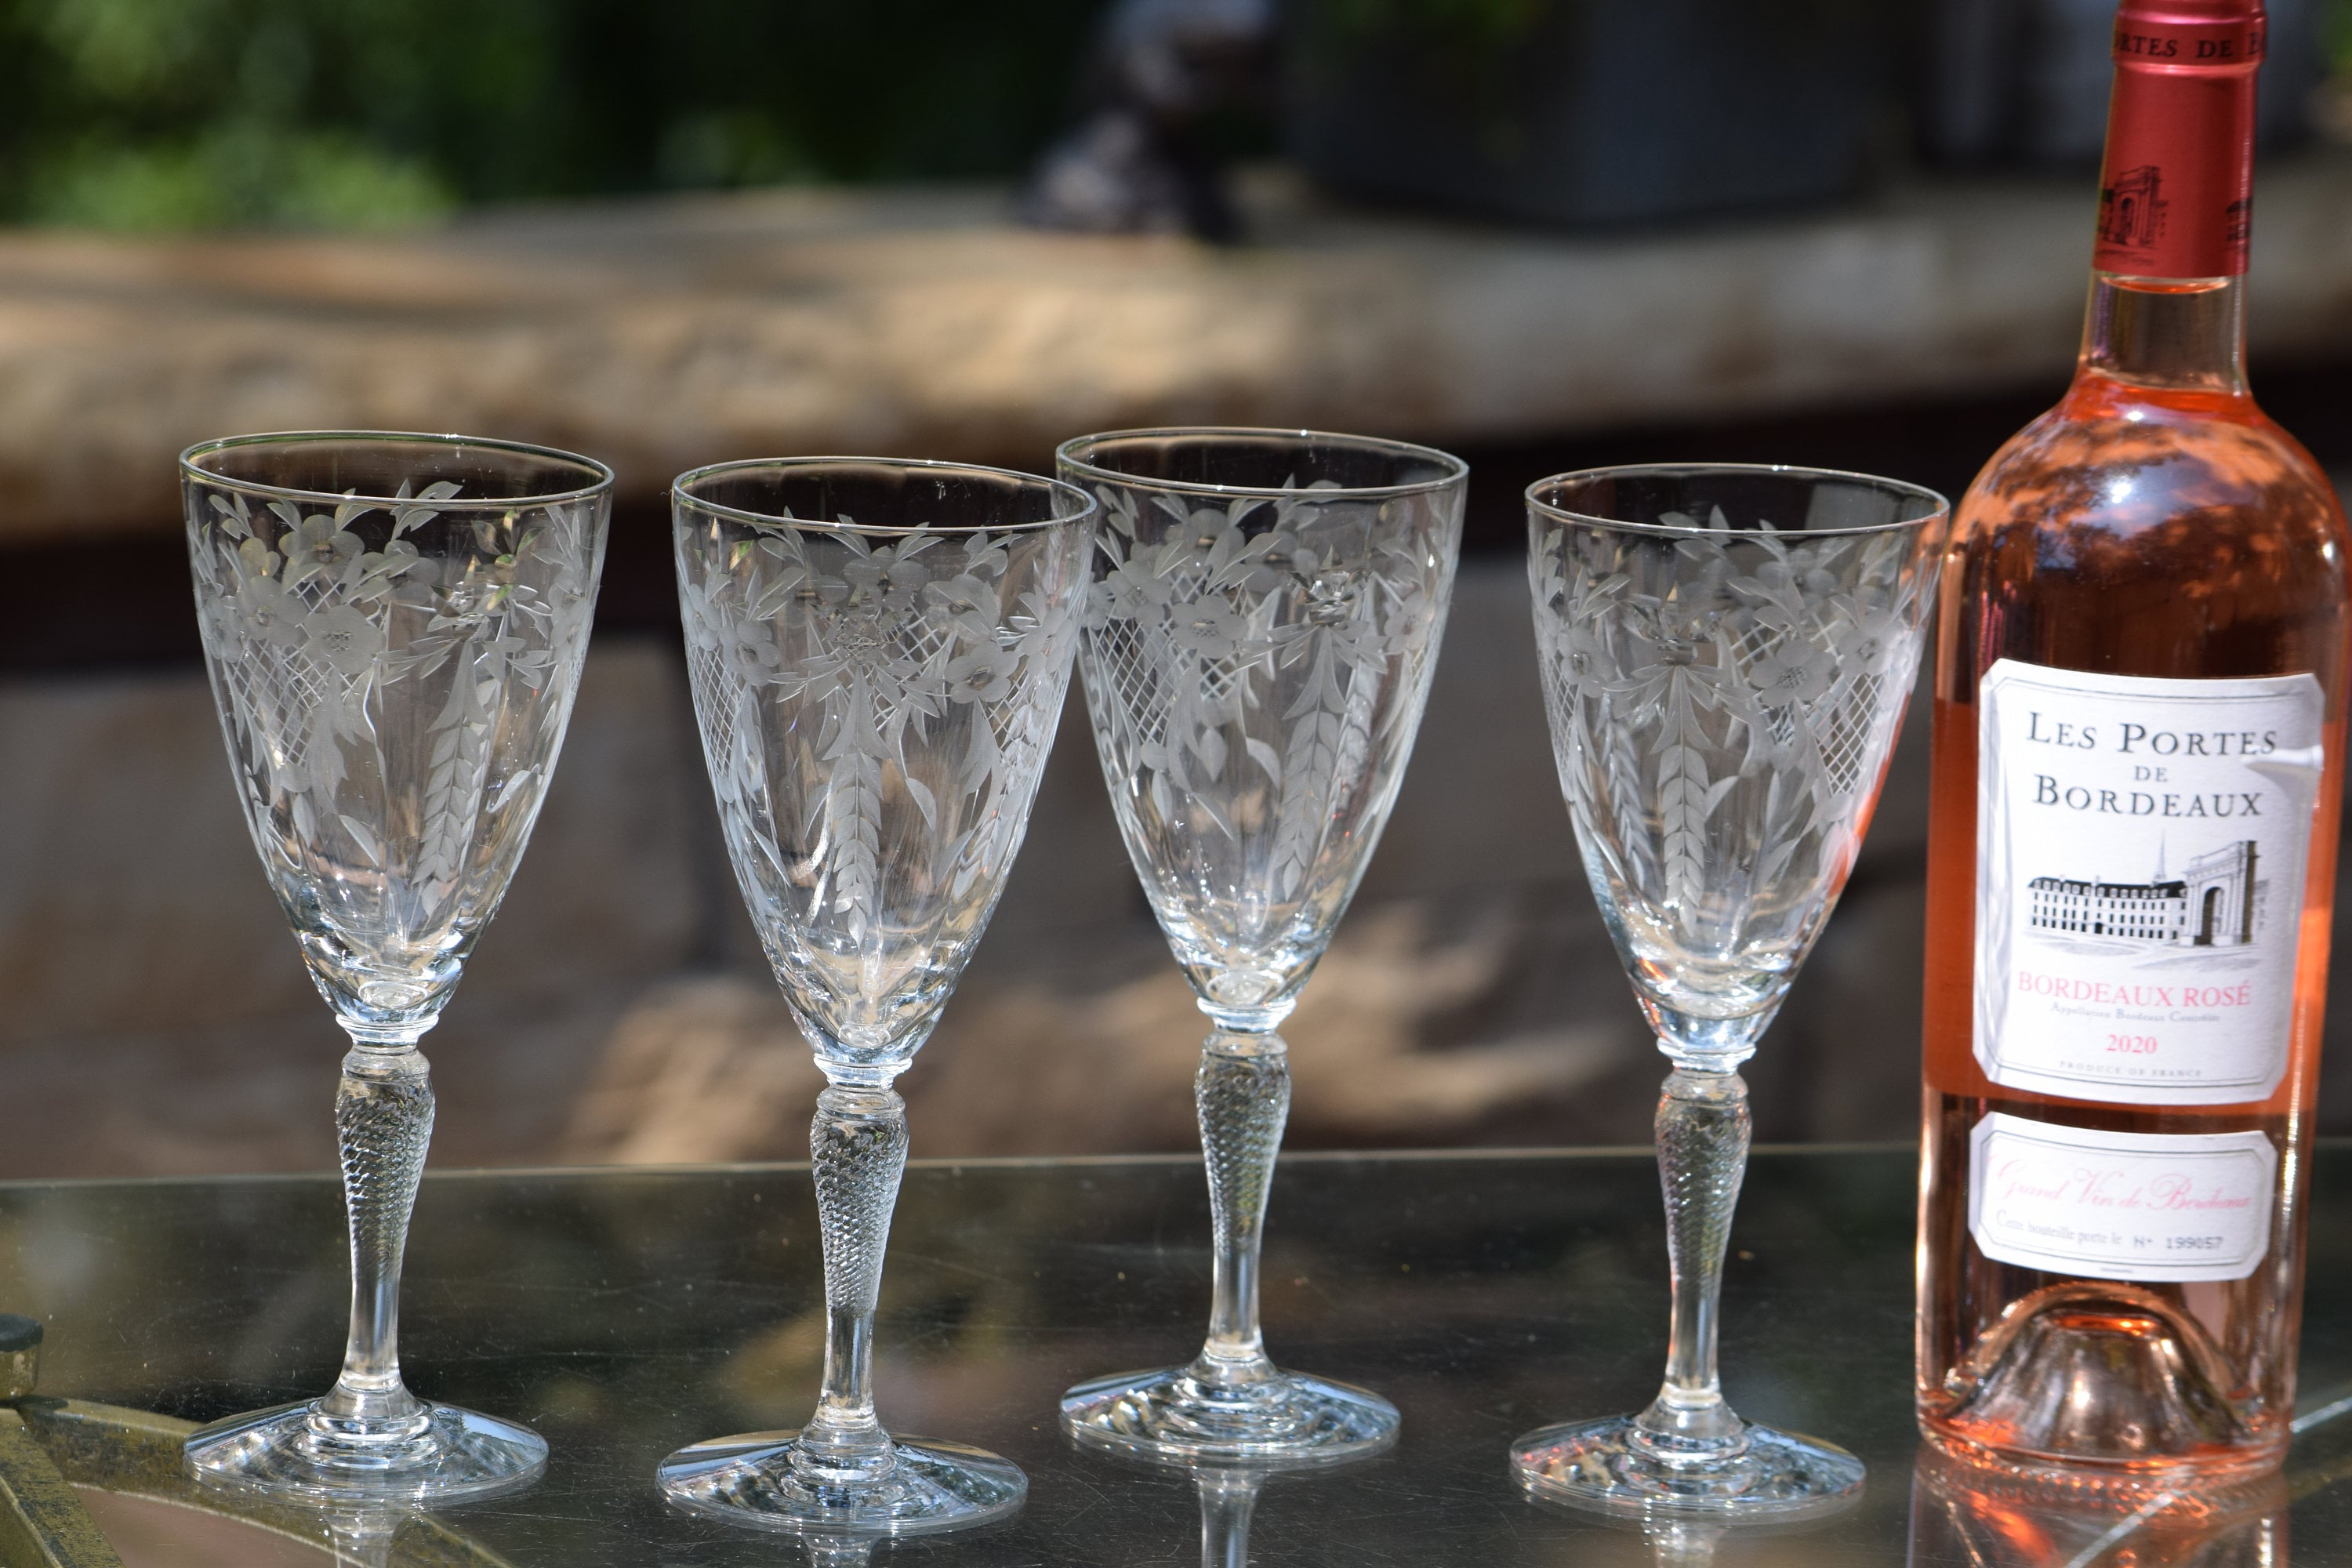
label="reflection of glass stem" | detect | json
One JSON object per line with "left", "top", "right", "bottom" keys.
{"left": 802, "top": 1534, "right": 877, "bottom": 1568}
{"left": 1634, "top": 1065, "right": 1751, "bottom": 1464}
{"left": 325, "top": 1509, "right": 401, "bottom": 1568}
{"left": 316, "top": 1044, "right": 434, "bottom": 1444}
{"left": 1196, "top": 1465, "right": 1263, "bottom": 1568}
{"left": 1194, "top": 1033, "right": 1290, "bottom": 1394}
{"left": 797, "top": 1082, "right": 909, "bottom": 1489}
{"left": 1647, "top": 1519, "right": 1726, "bottom": 1567}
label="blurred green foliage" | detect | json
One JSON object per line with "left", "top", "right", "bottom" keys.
{"left": 0, "top": 0, "right": 1103, "bottom": 229}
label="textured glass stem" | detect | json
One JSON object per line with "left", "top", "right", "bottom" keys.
{"left": 314, "top": 1044, "right": 432, "bottom": 1435}
{"left": 796, "top": 1083, "right": 909, "bottom": 1487}
{"left": 1192, "top": 1031, "right": 1289, "bottom": 1387}
{"left": 1633, "top": 1064, "right": 1751, "bottom": 1461}
{"left": 1196, "top": 1468, "right": 1260, "bottom": 1568}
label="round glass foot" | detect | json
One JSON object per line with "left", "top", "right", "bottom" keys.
{"left": 183, "top": 1399, "right": 546, "bottom": 1504}
{"left": 1512, "top": 1414, "right": 1864, "bottom": 1521}
{"left": 657, "top": 1431, "right": 1025, "bottom": 1537}
{"left": 1061, "top": 1363, "right": 1398, "bottom": 1465}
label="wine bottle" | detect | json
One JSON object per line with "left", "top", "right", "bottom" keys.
{"left": 1916, "top": 0, "right": 2350, "bottom": 1493}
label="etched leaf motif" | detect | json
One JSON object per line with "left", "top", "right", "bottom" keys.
{"left": 1076, "top": 476, "right": 1461, "bottom": 1012}
{"left": 676, "top": 506, "right": 1086, "bottom": 1072}
{"left": 1530, "top": 500, "right": 1932, "bottom": 1042}
{"left": 187, "top": 481, "right": 602, "bottom": 1029}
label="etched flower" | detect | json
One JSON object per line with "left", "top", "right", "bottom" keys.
{"left": 925, "top": 574, "right": 1001, "bottom": 645}
{"left": 237, "top": 535, "right": 278, "bottom": 583}
{"left": 720, "top": 615, "right": 784, "bottom": 683}
{"left": 303, "top": 604, "right": 387, "bottom": 677}
{"left": 1009, "top": 590, "right": 1067, "bottom": 662}
{"left": 1380, "top": 580, "right": 1439, "bottom": 651}
{"left": 1748, "top": 640, "right": 1835, "bottom": 705}
{"left": 234, "top": 572, "right": 307, "bottom": 650}
{"left": 877, "top": 546, "right": 933, "bottom": 611}
{"left": 943, "top": 645, "right": 1015, "bottom": 704}
{"left": 352, "top": 539, "right": 424, "bottom": 600}
{"left": 280, "top": 514, "right": 364, "bottom": 584}
{"left": 1168, "top": 597, "right": 1247, "bottom": 661}
{"left": 1160, "top": 506, "right": 1247, "bottom": 579}
{"left": 1831, "top": 605, "right": 1900, "bottom": 675}
{"left": 677, "top": 576, "right": 729, "bottom": 655}
{"left": 1552, "top": 619, "right": 1612, "bottom": 694}
{"left": 1102, "top": 561, "right": 1167, "bottom": 623}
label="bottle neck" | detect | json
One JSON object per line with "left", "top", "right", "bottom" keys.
{"left": 2078, "top": 272, "right": 2246, "bottom": 395}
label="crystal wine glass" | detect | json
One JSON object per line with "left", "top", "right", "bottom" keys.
{"left": 1056, "top": 427, "right": 1466, "bottom": 1462}
{"left": 655, "top": 457, "right": 1096, "bottom": 1535}
{"left": 179, "top": 432, "right": 612, "bottom": 1501}
{"left": 1512, "top": 463, "right": 1946, "bottom": 1517}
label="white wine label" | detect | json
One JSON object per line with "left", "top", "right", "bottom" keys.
{"left": 1969, "top": 1112, "right": 2276, "bottom": 1283}
{"left": 1975, "top": 659, "right": 2324, "bottom": 1105}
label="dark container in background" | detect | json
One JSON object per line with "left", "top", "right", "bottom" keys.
{"left": 1284, "top": 0, "right": 1891, "bottom": 228}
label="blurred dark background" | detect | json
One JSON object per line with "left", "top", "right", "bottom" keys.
{"left": 0, "top": 0, "right": 2343, "bottom": 227}
{"left": 5, "top": 0, "right": 2352, "bottom": 1177}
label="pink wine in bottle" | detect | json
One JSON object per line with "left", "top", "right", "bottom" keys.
{"left": 1916, "top": 0, "right": 2351, "bottom": 1494}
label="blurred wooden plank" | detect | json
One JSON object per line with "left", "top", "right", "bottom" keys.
{"left": 4, "top": 155, "right": 2352, "bottom": 546}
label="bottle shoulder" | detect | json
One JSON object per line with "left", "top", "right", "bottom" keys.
{"left": 1953, "top": 376, "right": 2348, "bottom": 565}
{"left": 1936, "top": 374, "right": 2352, "bottom": 691}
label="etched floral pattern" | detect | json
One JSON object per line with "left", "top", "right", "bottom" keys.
{"left": 1529, "top": 502, "right": 1939, "bottom": 1053}
{"left": 1076, "top": 479, "right": 1462, "bottom": 1018}
{"left": 187, "top": 478, "right": 604, "bottom": 1031}
{"left": 676, "top": 510, "right": 1091, "bottom": 1075}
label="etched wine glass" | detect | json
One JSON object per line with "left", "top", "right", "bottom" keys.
{"left": 1512, "top": 463, "right": 1945, "bottom": 1517}
{"left": 1056, "top": 427, "right": 1466, "bottom": 1461}
{"left": 655, "top": 458, "right": 1096, "bottom": 1535}
{"left": 179, "top": 432, "right": 612, "bottom": 1501}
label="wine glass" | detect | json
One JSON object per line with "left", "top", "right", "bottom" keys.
{"left": 179, "top": 431, "right": 612, "bottom": 1501}
{"left": 1512, "top": 463, "right": 1945, "bottom": 1517}
{"left": 1056, "top": 427, "right": 1466, "bottom": 1462}
{"left": 655, "top": 458, "right": 1096, "bottom": 1536}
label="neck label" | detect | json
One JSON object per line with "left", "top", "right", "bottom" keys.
{"left": 2092, "top": 9, "right": 2262, "bottom": 278}
{"left": 1973, "top": 659, "right": 2321, "bottom": 1105}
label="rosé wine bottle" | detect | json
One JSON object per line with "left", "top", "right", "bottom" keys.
{"left": 1916, "top": 0, "right": 2351, "bottom": 1497}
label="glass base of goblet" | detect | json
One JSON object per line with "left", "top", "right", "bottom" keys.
{"left": 1061, "top": 1363, "right": 1399, "bottom": 1465}
{"left": 1512, "top": 1414, "right": 1864, "bottom": 1521}
{"left": 183, "top": 1398, "right": 546, "bottom": 1504}
{"left": 657, "top": 1430, "right": 1026, "bottom": 1537}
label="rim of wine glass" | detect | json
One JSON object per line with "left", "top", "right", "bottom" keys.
{"left": 1055, "top": 426, "right": 1470, "bottom": 501}
{"left": 673, "top": 455, "right": 1098, "bottom": 536}
{"left": 1526, "top": 462, "right": 1949, "bottom": 538}
{"left": 180, "top": 430, "right": 615, "bottom": 510}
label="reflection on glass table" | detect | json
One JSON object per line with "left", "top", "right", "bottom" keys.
{"left": 1, "top": 1147, "right": 2350, "bottom": 1565}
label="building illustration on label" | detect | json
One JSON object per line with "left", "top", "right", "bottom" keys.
{"left": 2025, "top": 838, "right": 2259, "bottom": 946}
{"left": 2100, "top": 164, "right": 2167, "bottom": 249}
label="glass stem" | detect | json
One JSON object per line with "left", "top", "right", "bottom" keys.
{"left": 794, "top": 1082, "right": 909, "bottom": 1487}
{"left": 1196, "top": 1468, "right": 1261, "bottom": 1568}
{"left": 313, "top": 1043, "right": 433, "bottom": 1438}
{"left": 1191, "top": 1029, "right": 1289, "bottom": 1390}
{"left": 1632, "top": 1063, "right": 1751, "bottom": 1464}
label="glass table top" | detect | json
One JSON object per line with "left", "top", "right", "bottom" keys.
{"left": 1, "top": 1145, "right": 2347, "bottom": 1566}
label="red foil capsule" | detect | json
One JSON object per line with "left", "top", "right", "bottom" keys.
{"left": 2093, "top": 0, "right": 2265, "bottom": 279}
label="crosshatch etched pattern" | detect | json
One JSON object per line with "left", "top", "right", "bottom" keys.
{"left": 1077, "top": 483, "right": 1462, "bottom": 1014}
{"left": 675, "top": 514, "right": 1089, "bottom": 1074}
{"left": 1529, "top": 512, "right": 1929, "bottom": 1039}
{"left": 186, "top": 483, "right": 602, "bottom": 1030}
